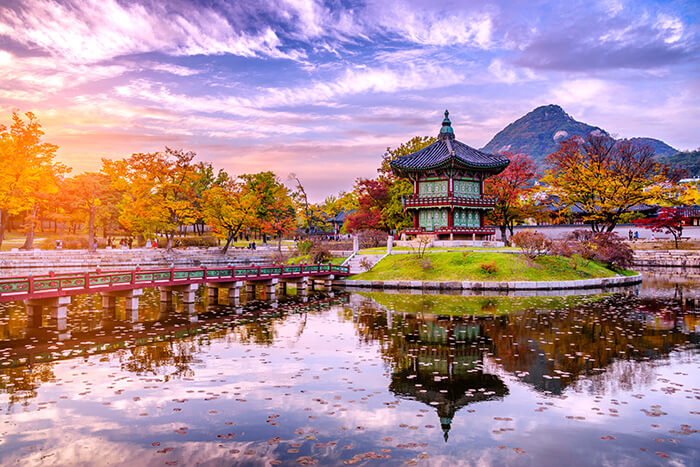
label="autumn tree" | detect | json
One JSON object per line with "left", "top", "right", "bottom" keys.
{"left": 633, "top": 207, "right": 689, "bottom": 248}
{"left": 346, "top": 136, "right": 435, "bottom": 234}
{"left": 484, "top": 152, "right": 538, "bottom": 245}
{"left": 201, "top": 174, "right": 256, "bottom": 253}
{"left": 241, "top": 172, "right": 296, "bottom": 250}
{"left": 103, "top": 148, "right": 198, "bottom": 249}
{"left": 543, "top": 134, "right": 679, "bottom": 232}
{"left": 0, "top": 111, "right": 68, "bottom": 249}
{"left": 60, "top": 172, "right": 110, "bottom": 251}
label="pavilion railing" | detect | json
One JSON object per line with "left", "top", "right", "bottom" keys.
{"left": 403, "top": 194, "right": 497, "bottom": 208}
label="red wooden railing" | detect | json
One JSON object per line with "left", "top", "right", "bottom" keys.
{"left": 0, "top": 263, "right": 350, "bottom": 302}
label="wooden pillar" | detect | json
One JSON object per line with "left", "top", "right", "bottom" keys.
{"left": 413, "top": 211, "right": 418, "bottom": 229}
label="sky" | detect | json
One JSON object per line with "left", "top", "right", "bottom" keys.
{"left": 1, "top": 0, "right": 698, "bottom": 200}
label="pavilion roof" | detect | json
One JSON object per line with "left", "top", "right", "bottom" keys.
{"left": 391, "top": 110, "right": 510, "bottom": 176}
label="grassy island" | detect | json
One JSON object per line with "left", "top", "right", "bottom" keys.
{"left": 350, "top": 252, "right": 635, "bottom": 282}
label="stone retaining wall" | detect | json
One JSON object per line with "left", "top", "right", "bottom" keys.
{"left": 632, "top": 250, "right": 700, "bottom": 268}
{"left": 0, "top": 249, "right": 272, "bottom": 270}
{"left": 335, "top": 274, "right": 642, "bottom": 291}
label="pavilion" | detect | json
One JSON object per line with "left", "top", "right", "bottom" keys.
{"left": 391, "top": 111, "right": 510, "bottom": 241}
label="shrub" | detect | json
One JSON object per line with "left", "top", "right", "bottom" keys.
{"left": 359, "top": 257, "right": 374, "bottom": 271}
{"left": 357, "top": 229, "right": 387, "bottom": 248}
{"left": 480, "top": 262, "right": 498, "bottom": 274}
{"left": 511, "top": 230, "right": 551, "bottom": 259}
{"left": 420, "top": 258, "right": 433, "bottom": 271}
{"left": 310, "top": 245, "right": 332, "bottom": 264}
{"left": 271, "top": 251, "right": 290, "bottom": 264}
{"left": 177, "top": 236, "right": 219, "bottom": 248}
{"left": 554, "top": 230, "right": 633, "bottom": 271}
{"left": 296, "top": 239, "right": 314, "bottom": 255}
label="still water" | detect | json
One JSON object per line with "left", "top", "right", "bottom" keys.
{"left": 0, "top": 274, "right": 697, "bottom": 466}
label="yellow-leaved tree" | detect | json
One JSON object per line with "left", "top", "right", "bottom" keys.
{"left": 543, "top": 134, "right": 681, "bottom": 232}
{"left": 102, "top": 148, "right": 198, "bottom": 249}
{"left": 201, "top": 174, "right": 257, "bottom": 253}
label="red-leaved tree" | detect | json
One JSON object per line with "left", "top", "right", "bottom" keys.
{"left": 484, "top": 152, "right": 538, "bottom": 245}
{"left": 633, "top": 207, "right": 689, "bottom": 249}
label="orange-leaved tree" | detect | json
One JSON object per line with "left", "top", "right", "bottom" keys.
{"left": 0, "top": 111, "right": 68, "bottom": 249}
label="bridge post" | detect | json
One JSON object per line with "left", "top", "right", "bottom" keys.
{"left": 245, "top": 281, "right": 256, "bottom": 298}
{"left": 159, "top": 284, "right": 198, "bottom": 304}
{"left": 261, "top": 279, "right": 278, "bottom": 301}
{"left": 101, "top": 289, "right": 143, "bottom": 322}
{"left": 226, "top": 281, "right": 243, "bottom": 301}
{"left": 26, "top": 296, "right": 71, "bottom": 320}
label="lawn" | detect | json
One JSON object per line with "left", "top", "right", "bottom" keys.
{"left": 350, "top": 251, "right": 631, "bottom": 281}
{"left": 358, "top": 246, "right": 520, "bottom": 254}
{"left": 286, "top": 255, "right": 346, "bottom": 265}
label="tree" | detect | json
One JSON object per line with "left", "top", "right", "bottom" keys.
{"left": 61, "top": 173, "right": 110, "bottom": 251}
{"left": 241, "top": 172, "right": 296, "bottom": 250}
{"left": 543, "top": 134, "right": 679, "bottom": 232}
{"left": 484, "top": 152, "right": 537, "bottom": 245}
{"left": 103, "top": 148, "right": 198, "bottom": 249}
{"left": 201, "top": 175, "right": 256, "bottom": 253}
{"left": 633, "top": 207, "right": 689, "bottom": 249}
{"left": 346, "top": 136, "right": 435, "bottom": 234}
{"left": 0, "top": 111, "right": 67, "bottom": 249}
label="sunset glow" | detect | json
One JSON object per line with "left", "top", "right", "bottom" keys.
{"left": 1, "top": 0, "right": 698, "bottom": 199}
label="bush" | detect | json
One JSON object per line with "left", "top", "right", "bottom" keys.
{"left": 177, "top": 236, "right": 219, "bottom": 248}
{"left": 554, "top": 230, "right": 633, "bottom": 271}
{"left": 356, "top": 229, "right": 387, "bottom": 248}
{"left": 296, "top": 239, "right": 314, "bottom": 255}
{"left": 271, "top": 251, "right": 290, "bottom": 264}
{"left": 420, "top": 258, "right": 433, "bottom": 271}
{"left": 310, "top": 245, "right": 332, "bottom": 264}
{"left": 511, "top": 230, "right": 551, "bottom": 259}
{"left": 359, "top": 257, "right": 374, "bottom": 271}
{"left": 480, "top": 262, "right": 498, "bottom": 274}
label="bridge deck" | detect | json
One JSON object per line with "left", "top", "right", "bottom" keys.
{"left": 0, "top": 263, "right": 350, "bottom": 303}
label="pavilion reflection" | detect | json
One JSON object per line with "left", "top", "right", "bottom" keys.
{"left": 346, "top": 290, "right": 697, "bottom": 433}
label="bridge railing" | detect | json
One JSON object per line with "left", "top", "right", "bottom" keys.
{"left": 0, "top": 263, "right": 349, "bottom": 301}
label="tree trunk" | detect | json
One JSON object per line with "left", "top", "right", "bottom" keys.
{"left": 222, "top": 233, "right": 233, "bottom": 254}
{"left": 499, "top": 225, "right": 509, "bottom": 246}
{"left": 21, "top": 206, "right": 37, "bottom": 250}
{"left": 88, "top": 205, "right": 96, "bottom": 252}
{"left": 278, "top": 232, "right": 282, "bottom": 251}
{"left": 0, "top": 208, "right": 5, "bottom": 249}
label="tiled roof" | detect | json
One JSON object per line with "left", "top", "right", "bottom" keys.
{"left": 391, "top": 138, "right": 510, "bottom": 173}
{"left": 390, "top": 111, "right": 509, "bottom": 175}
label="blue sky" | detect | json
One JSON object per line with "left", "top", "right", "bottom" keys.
{"left": 0, "top": 0, "right": 698, "bottom": 200}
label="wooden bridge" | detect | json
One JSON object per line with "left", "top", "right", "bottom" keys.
{"left": 0, "top": 263, "right": 350, "bottom": 319}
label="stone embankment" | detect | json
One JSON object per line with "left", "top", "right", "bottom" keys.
{"left": 335, "top": 274, "right": 642, "bottom": 291}
{"left": 632, "top": 250, "right": 700, "bottom": 268}
{"left": 0, "top": 248, "right": 272, "bottom": 271}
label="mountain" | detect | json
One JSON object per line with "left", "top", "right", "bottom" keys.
{"left": 481, "top": 105, "right": 607, "bottom": 167}
{"left": 659, "top": 150, "right": 700, "bottom": 178}
{"left": 481, "top": 104, "right": 681, "bottom": 169}
{"left": 628, "top": 137, "right": 678, "bottom": 158}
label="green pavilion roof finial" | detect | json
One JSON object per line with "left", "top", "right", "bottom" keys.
{"left": 439, "top": 109, "right": 454, "bottom": 139}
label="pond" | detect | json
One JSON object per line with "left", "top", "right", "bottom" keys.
{"left": 0, "top": 273, "right": 697, "bottom": 466}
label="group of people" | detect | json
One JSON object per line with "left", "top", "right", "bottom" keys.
{"left": 629, "top": 230, "right": 655, "bottom": 241}
{"left": 106, "top": 237, "right": 134, "bottom": 249}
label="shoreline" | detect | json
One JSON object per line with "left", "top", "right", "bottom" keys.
{"left": 335, "top": 273, "right": 642, "bottom": 291}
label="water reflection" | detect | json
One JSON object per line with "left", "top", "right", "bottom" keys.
{"left": 0, "top": 277, "right": 696, "bottom": 466}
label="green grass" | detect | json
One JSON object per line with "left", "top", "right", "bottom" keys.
{"left": 350, "top": 252, "right": 631, "bottom": 281}
{"left": 287, "top": 255, "right": 346, "bottom": 265}
{"left": 358, "top": 246, "right": 520, "bottom": 254}
{"left": 360, "top": 291, "right": 608, "bottom": 316}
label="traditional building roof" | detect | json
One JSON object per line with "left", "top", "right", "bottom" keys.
{"left": 391, "top": 110, "right": 510, "bottom": 176}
